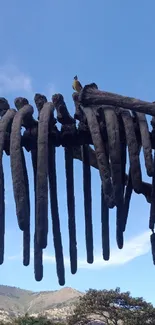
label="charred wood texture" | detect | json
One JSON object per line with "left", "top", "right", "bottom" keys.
{"left": 151, "top": 231, "right": 155, "bottom": 265}
{"left": 65, "top": 146, "right": 77, "bottom": 273}
{"left": 101, "top": 107, "right": 124, "bottom": 248}
{"left": 31, "top": 148, "right": 43, "bottom": 281}
{"left": 14, "top": 98, "right": 32, "bottom": 266}
{"left": 81, "top": 144, "right": 93, "bottom": 264}
{"left": 21, "top": 148, "right": 30, "bottom": 266}
{"left": 36, "top": 101, "right": 54, "bottom": 249}
{"left": 149, "top": 151, "right": 155, "bottom": 231}
{"left": 121, "top": 109, "right": 142, "bottom": 193}
{"left": 0, "top": 107, "right": 16, "bottom": 264}
{"left": 101, "top": 185, "right": 110, "bottom": 261}
{"left": 48, "top": 144, "right": 65, "bottom": 286}
{"left": 79, "top": 84, "right": 155, "bottom": 116}
{"left": 136, "top": 112, "right": 153, "bottom": 177}
{"left": 10, "top": 103, "right": 33, "bottom": 231}
{"left": 1, "top": 83, "right": 155, "bottom": 285}
{"left": 80, "top": 103, "right": 114, "bottom": 208}
{"left": 53, "top": 93, "right": 77, "bottom": 275}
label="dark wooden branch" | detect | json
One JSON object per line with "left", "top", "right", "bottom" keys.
{"left": 34, "top": 93, "right": 47, "bottom": 120}
{"left": 80, "top": 105, "right": 114, "bottom": 208}
{"left": 10, "top": 104, "right": 33, "bottom": 231}
{"left": 52, "top": 94, "right": 75, "bottom": 125}
{"left": 81, "top": 144, "right": 93, "bottom": 264}
{"left": 48, "top": 144, "right": 65, "bottom": 286}
{"left": 14, "top": 97, "right": 37, "bottom": 129}
{"left": 121, "top": 109, "right": 142, "bottom": 193}
{"left": 79, "top": 85, "right": 155, "bottom": 116}
{"left": 31, "top": 149, "right": 43, "bottom": 281}
{"left": 36, "top": 102, "right": 54, "bottom": 249}
{"left": 0, "top": 98, "right": 10, "bottom": 118}
{"left": 72, "top": 92, "right": 87, "bottom": 122}
{"left": 101, "top": 185, "right": 110, "bottom": 260}
{"left": 136, "top": 112, "right": 153, "bottom": 177}
{"left": 0, "top": 108, "right": 16, "bottom": 264}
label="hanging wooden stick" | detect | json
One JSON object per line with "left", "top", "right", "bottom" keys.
{"left": 10, "top": 104, "right": 33, "bottom": 231}
{"left": 65, "top": 146, "right": 77, "bottom": 273}
{"left": 101, "top": 185, "right": 110, "bottom": 260}
{"left": 31, "top": 148, "right": 43, "bottom": 281}
{"left": 48, "top": 144, "right": 65, "bottom": 286}
{"left": 36, "top": 102, "right": 54, "bottom": 249}
{"left": 0, "top": 108, "right": 16, "bottom": 264}
{"left": 80, "top": 105, "right": 114, "bottom": 208}
{"left": 81, "top": 144, "right": 94, "bottom": 264}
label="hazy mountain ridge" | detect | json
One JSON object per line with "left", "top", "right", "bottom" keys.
{"left": 0, "top": 285, "right": 83, "bottom": 321}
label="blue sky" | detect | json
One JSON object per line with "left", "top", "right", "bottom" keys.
{"left": 0, "top": 0, "right": 155, "bottom": 305}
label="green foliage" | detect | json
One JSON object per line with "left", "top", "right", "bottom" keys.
{"left": 13, "top": 314, "right": 52, "bottom": 325}
{"left": 67, "top": 288, "right": 155, "bottom": 325}
{"left": 0, "top": 314, "right": 65, "bottom": 325}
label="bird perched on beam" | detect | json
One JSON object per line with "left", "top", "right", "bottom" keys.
{"left": 72, "top": 75, "right": 83, "bottom": 92}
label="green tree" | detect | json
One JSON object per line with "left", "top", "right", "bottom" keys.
{"left": 0, "top": 314, "right": 66, "bottom": 325}
{"left": 67, "top": 288, "right": 155, "bottom": 325}
{"left": 12, "top": 314, "right": 59, "bottom": 325}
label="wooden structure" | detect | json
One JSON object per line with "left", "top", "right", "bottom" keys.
{"left": 0, "top": 82, "right": 155, "bottom": 285}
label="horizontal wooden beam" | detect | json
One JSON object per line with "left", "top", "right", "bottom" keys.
{"left": 79, "top": 84, "right": 155, "bottom": 116}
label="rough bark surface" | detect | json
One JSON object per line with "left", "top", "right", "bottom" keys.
{"left": 10, "top": 105, "right": 33, "bottom": 230}
{"left": 31, "top": 149, "right": 43, "bottom": 281}
{"left": 81, "top": 105, "right": 114, "bottom": 208}
{"left": 36, "top": 102, "right": 54, "bottom": 248}
{"left": 79, "top": 85, "right": 155, "bottom": 116}
{"left": 136, "top": 112, "right": 153, "bottom": 177}
{"left": 101, "top": 185, "right": 110, "bottom": 261}
{"left": 121, "top": 109, "right": 142, "bottom": 193}
{"left": 81, "top": 144, "right": 93, "bottom": 264}
{"left": 0, "top": 109, "right": 16, "bottom": 263}
{"left": 48, "top": 144, "right": 65, "bottom": 286}
{"left": 65, "top": 146, "right": 77, "bottom": 273}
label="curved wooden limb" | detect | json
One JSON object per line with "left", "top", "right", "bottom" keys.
{"left": 136, "top": 112, "right": 153, "bottom": 177}
{"left": 101, "top": 107, "right": 124, "bottom": 248}
{"left": 80, "top": 105, "right": 114, "bottom": 208}
{"left": 36, "top": 102, "right": 54, "bottom": 249}
{"left": 0, "top": 109, "right": 16, "bottom": 264}
{"left": 120, "top": 109, "right": 142, "bottom": 193}
{"left": 10, "top": 104, "right": 33, "bottom": 231}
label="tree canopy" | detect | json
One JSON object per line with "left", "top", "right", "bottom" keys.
{"left": 67, "top": 288, "right": 155, "bottom": 325}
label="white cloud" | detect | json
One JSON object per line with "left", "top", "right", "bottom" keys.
{"left": 8, "top": 231, "right": 151, "bottom": 269}
{"left": 0, "top": 64, "right": 33, "bottom": 96}
{"left": 41, "top": 231, "right": 150, "bottom": 269}
{"left": 0, "top": 63, "right": 57, "bottom": 101}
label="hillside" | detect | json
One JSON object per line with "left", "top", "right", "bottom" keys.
{"left": 0, "top": 285, "right": 83, "bottom": 322}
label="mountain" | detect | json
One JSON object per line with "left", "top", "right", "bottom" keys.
{"left": 0, "top": 285, "right": 83, "bottom": 322}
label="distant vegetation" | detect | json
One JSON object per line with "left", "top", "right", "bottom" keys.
{"left": 0, "top": 315, "right": 65, "bottom": 324}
